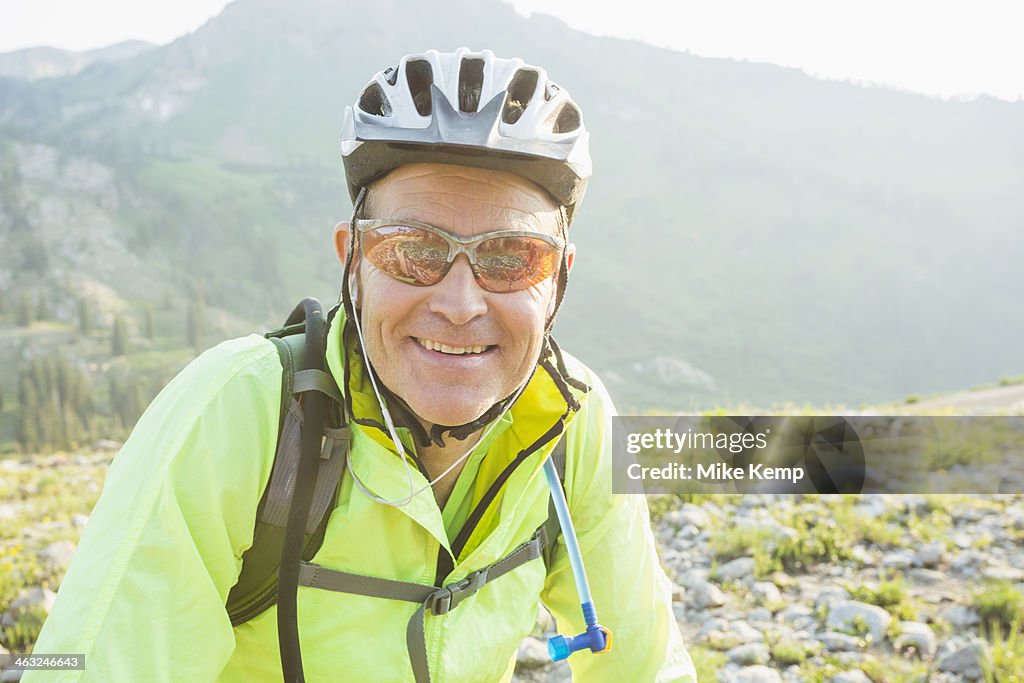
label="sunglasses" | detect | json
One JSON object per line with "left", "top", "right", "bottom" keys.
{"left": 353, "top": 219, "right": 564, "bottom": 293}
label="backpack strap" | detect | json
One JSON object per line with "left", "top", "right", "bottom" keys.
{"left": 225, "top": 301, "right": 348, "bottom": 629}
{"left": 297, "top": 525, "right": 546, "bottom": 683}
{"left": 542, "top": 437, "right": 568, "bottom": 570}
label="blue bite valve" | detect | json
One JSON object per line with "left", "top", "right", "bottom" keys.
{"left": 547, "top": 625, "right": 612, "bottom": 661}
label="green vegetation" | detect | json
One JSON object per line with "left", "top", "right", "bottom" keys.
{"left": 975, "top": 582, "right": 1024, "bottom": 632}
{"left": 846, "top": 575, "right": 917, "bottom": 621}
{"left": 111, "top": 315, "right": 128, "bottom": 356}
{"left": 15, "top": 353, "right": 96, "bottom": 453}
{"left": 0, "top": 452, "right": 105, "bottom": 653}
{"left": 689, "top": 646, "right": 727, "bottom": 681}
{"left": 982, "top": 617, "right": 1024, "bottom": 683}
{"left": 770, "top": 640, "right": 813, "bottom": 666}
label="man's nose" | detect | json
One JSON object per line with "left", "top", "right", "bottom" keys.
{"left": 428, "top": 255, "right": 488, "bottom": 325}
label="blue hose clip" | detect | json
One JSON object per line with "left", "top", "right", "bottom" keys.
{"left": 542, "top": 457, "right": 614, "bottom": 661}
{"left": 547, "top": 601, "right": 613, "bottom": 660}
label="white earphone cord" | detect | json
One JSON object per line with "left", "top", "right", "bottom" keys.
{"left": 346, "top": 301, "right": 527, "bottom": 507}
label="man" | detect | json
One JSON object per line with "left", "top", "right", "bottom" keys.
{"left": 28, "top": 49, "right": 695, "bottom": 682}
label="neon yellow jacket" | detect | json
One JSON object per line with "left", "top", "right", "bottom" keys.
{"left": 27, "top": 310, "right": 695, "bottom": 682}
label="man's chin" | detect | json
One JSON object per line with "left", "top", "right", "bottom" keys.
{"left": 403, "top": 393, "right": 497, "bottom": 428}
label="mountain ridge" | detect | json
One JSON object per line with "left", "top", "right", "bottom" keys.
{"left": 1, "top": 0, "right": 1022, "bottom": 420}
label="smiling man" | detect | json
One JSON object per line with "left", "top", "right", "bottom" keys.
{"left": 27, "top": 49, "right": 695, "bottom": 682}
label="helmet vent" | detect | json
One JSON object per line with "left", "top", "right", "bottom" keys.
{"left": 405, "top": 59, "right": 434, "bottom": 117}
{"left": 502, "top": 69, "right": 539, "bottom": 124}
{"left": 383, "top": 66, "right": 398, "bottom": 86}
{"left": 458, "top": 58, "right": 485, "bottom": 113}
{"left": 551, "top": 102, "right": 580, "bottom": 134}
{"left": 358, "top": 82, "right": 392, "bottom": 117}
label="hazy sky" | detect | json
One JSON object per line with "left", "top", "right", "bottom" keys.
{"left": 1, "top": 0, "right": 1021, "bottom": 101}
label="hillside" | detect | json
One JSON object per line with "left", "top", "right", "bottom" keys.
{"left": 1, "top": 0, "right": 1023, "bottom": 442}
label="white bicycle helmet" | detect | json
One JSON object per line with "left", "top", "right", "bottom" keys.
{"left": 341, "top": 48, "right": 591, "bottom": 222}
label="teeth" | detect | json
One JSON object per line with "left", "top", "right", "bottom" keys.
{"left": 417, "top": 338, "right": 488, "bottom": 355}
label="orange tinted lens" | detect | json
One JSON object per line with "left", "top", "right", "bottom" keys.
{"left": 474, "top": 237, "right": 561, "bottom": 292}
{"left": 361, "top": 226, "right": 451, "bottom": 286}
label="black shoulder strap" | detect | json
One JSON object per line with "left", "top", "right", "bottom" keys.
{"left": 542, "top": 437, "right": 568, "bottom": 569}
{"left": 225, "top": 300, "right": 348, "bottom": 637}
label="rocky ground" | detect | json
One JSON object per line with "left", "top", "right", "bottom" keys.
{"left": 2, "top": 449, "right": 1023, "bottom": 682}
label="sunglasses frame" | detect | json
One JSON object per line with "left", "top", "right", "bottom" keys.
{"left": 353, "top": 218, "right": 565, "bottom": 290}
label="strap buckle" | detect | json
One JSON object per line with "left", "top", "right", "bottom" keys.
{"left": 426, "top": 568, "right": 489, "bottom": 616}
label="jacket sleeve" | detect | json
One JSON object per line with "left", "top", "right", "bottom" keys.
{"left": 539, "top": 370, "right": 696, "bottom": 683}
{"left": 24, "top": 336, "right": 282, "bottom": 683}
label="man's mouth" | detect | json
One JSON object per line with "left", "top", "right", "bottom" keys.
{"left": 414, "top": 337, "right": 494, "bottom": 355}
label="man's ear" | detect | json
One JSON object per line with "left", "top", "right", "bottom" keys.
{"left": 333, "top": 221, "right": 351, "bottom": 265}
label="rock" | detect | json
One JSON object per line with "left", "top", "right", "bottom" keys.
{"left": 2, "top": 587, "right": 58, "bottom": 628}
{"left": 727, "top": 643, "right": 770, "bottom": 666}
{"left": 9, "top": 587, "right": 57, "bottom": 613}
{"left": 690, "top": 581, "right": 726, "bottom": 608}
{"left": 0, "top": 670, "right": 21, "bottom": 683}
{"left": 913, "top": 540, "right": 942, "bottom": 569}
{"left": 677, "top": 568, "right": 709, "bottom": 589}
{"left": 698, "top": 617, "right": 729, "bottom": 636}
{"left": 826, "top": 601, "right": 892, "bottom": 643}
{"left": 814, "top": 588, "right": 850, "bottom": 611}
{"left": 0, "top": 503, "right": 18, "bottom": 520}
{"left": 516, "top": 637, "right": 550, "bottom": 669}
{"left": 849, "top": 545, "right": 875, "bottom": 566}
{"left": 777, "top": 605, "right": 813, "bottom": 627}
{"left": 908, "top": 568, "right": 945, "bottom": 585}
{"left": 981, "top": 565, "right": 1024, "bottom": 582}
{"left": 941, "top": 605, "right": 980, "bottom": 628}
{"left": 881, "top": 551, "right": 913, "bottom": 570}
{"left": 746, "top": 608, "right": 774, "bottom": 623}
{"left": 71, "top": 513, "right": 89, "bottom": 529}
{"left": 671, "top": 583, "right": 686, "bottom": 603}
{"left": 751, "top": 582, "right": 781, "bottom": 605}
{"left": 716, "top": 557, "right": 756, "bottom": 583}
{"left": 818, "top": 632, "right": 864, "bottom": 652}
{"left": 533, "top": 604, "right": 554, "bottom": 635}
{"left": 830, "top": 671, "right": 870, "bottom": 683}
{"left": 949, "top": 532, "right": 975, "bottom": 549}
{"left": 678, "top": 504, "right": 711, "bottom": 529}
{"left": 39, "top": 540, "right": 77, "bottom": 569}
{"left": 728, "top": 622, "right": 766, "bottom": 645}
{"left": 937, "top": 640, "right": 988, "bottom": 680}
{"left": 734, "top": 665, "right": 782, "bottom": 683}
{"left": 92, "top": 439, "right": 123, "bottom": 451}
{"left": 894, "top": 621, "right": 937, "bottom": 657}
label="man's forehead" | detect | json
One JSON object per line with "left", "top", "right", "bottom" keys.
{"left": 365, "top": 163, "right": 563, "bottom": 233}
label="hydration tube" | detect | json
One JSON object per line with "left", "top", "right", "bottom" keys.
{"left": 543, "top": 457, "right": 613, "bottom": 661}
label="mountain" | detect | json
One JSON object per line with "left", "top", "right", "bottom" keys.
{"left": 1, "top": 0, "right": 1023, "bottom": 431}
{"left": 0, "top": 40, "right": 155, "bottom": 81}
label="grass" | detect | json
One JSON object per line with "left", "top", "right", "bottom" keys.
{"left": 982, "top": 617, "right": 1024, "bottom": 683}
{"left": 846, "top": 574, "right": 918, "bottom": 621}
{"left": 770, "top": 639, "right": 813, "bottom": 666}
{"left": 975, "top": 582, "right": 1024, "bottom": 632}
{"left": 689, "top": 645, "right": 726, "bottom": 680}
{"left": 0, "top": 452, "right": 106, "bottom": 654}
{"left": 708, "top": 525, "right": 781, "bottom": 578}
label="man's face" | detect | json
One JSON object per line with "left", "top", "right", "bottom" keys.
{"left": 334, "top": 163, "right": 574, "bottom": 428}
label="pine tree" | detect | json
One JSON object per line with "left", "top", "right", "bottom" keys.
{"left": 112, "top": 315, "right": 127, "bottom": 356}
{"left": 17, "top": 292, "right": 33, "bottom": 327}
{"left": 186, "top": 302, "right": 205, "bottom": 349}
{"left": 36, "top": 294, "right": 48, "bottom": 321}
{"left": 79, "top": 299, "right": 93, "bottom": 335}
